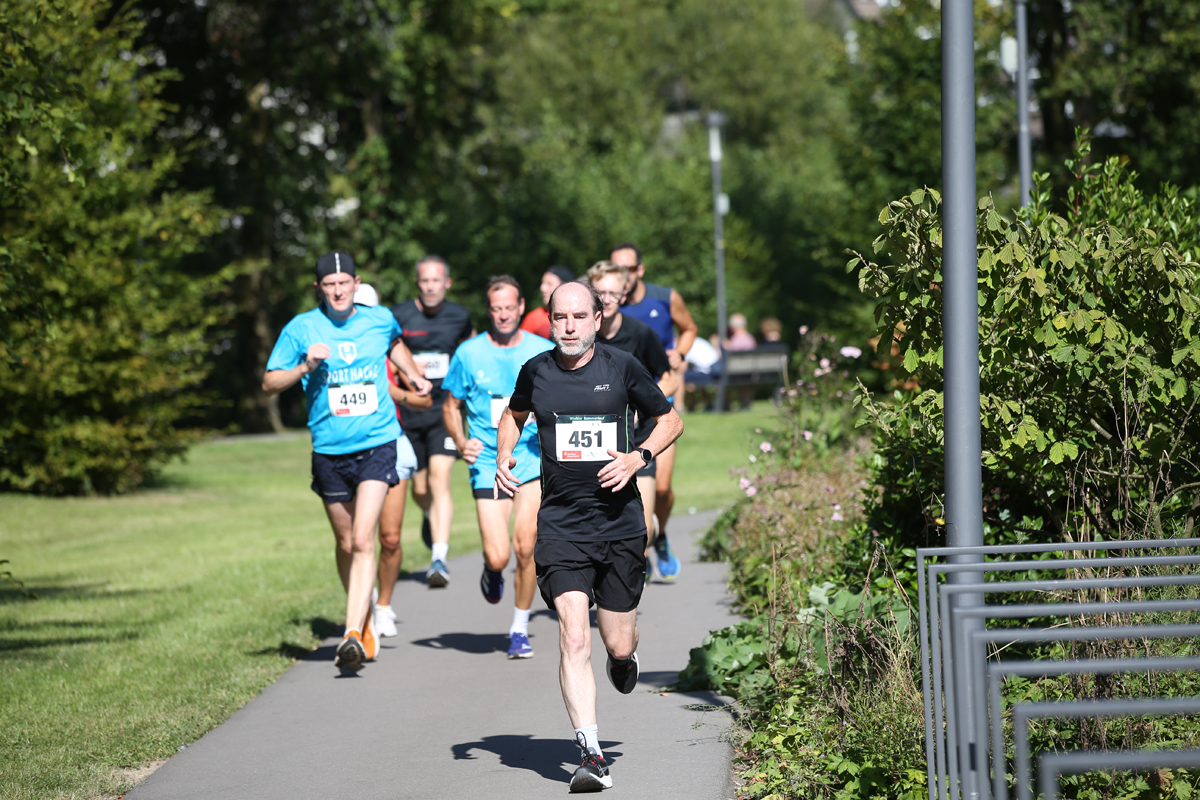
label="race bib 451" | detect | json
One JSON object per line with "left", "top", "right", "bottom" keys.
{"left": 555, "top": 414, "right": 619, "bottom": 461}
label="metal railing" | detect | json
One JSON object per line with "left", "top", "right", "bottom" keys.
{"left": 917, "top": 538, "right": 1200, "bottom": 800}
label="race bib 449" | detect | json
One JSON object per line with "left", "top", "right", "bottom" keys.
{"left": 555, "top": 414, "right": 619, "bottom": 461}
{"left": 328, "top": 382, "right": 379, "bottom": 417}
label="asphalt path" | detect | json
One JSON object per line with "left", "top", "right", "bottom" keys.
{"left": 128, "top": 510, "right": 737, "bottom": 799}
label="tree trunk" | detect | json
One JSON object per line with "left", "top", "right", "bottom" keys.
{"left": 235, "top": 260, "right": 284, "bottom": 433}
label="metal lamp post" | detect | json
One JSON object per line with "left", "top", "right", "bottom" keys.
{"left": 707, "top": 111, "right": 730, "bottom": 413}
{"left": 1015, "top": 0, "right": 1032, "bottom": 206}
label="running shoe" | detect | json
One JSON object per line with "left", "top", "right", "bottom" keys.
{"left": 426, "top": 559, "right": 449, "bottom": 588}
{"left": 507, "top": 631, "right": 534, "bottom": 659}
{"left": 374, "top": 603, "right": 398, "bottom": 638}
{"left": 654, "top": 532, "right": 681, "bottom": 580}
{"left": 362, "top": 612, "right": 378, "bottom": 661}
{"left": 570, "top": 732, "right": 612, "bottom": 792}
{"left": 335, "top": 632, "right": 366, "bottom": 671}
{"left": 421, "top": 513, "right": 432, "bottom": 549}
{"left": 606, "top": 651, "right": 639, "bottom": 694}
{"left": 481, "top": 565, "right": 504, "bottom": 604}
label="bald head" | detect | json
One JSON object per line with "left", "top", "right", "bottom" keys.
{"left": 548, "top": 281, "right": 602, "bottom": 358}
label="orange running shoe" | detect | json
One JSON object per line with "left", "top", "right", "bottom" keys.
{"left": 361, "top": 610, "right": 378, "bottom": 661}
{"left": 335, "top": 631, "right": 366, "bottom": 671}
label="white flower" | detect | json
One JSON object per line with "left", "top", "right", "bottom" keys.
{"left": 799, "top": 325, "right": 809, "bottom": 335}
{"left": 832, "top": 502, "right": 841, "bottom": 510}
{"left": 759, "top": 441, "right": 772, "bottom": 453}
{"left": 840, "top": 346, "right": 862, "bottom": 359}
{"left": 819, "top": 358, "right": 831, "bottom": 369}
{"left": 803, "top": 431, "right": 813, "bottom": 441}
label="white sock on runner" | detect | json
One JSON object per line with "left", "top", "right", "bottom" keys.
{"left": 575, "top": 724, "right": 601, "bottom": 757}
{"left": 510, "top": 606, "right": 530, "bottom": 636}
{"left": 431, "top": 542, "right": 448, "bottom": 562}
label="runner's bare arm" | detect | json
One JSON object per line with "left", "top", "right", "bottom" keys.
{"left": 389, "top": 365, "right": 433, "bottom": 410}
{"left": 598, "top": 408, "right": 684, "bottom": 492}
{"left": 668, "top": 289, "right": 698, "bottom": 364}
{"left": 387, "top": 339, "right": 433, "bottom": 395}
{"left": 443, "top": 393, "right": 484, "bottom": 464}
{"left": 262, "top": 343, "right": 328, "bottom": 396}
{"left": 494, "top": 407, "right": 529, "bottom": 498}
{"left": 657, "top": 369, "right": 680, "bottom": 399}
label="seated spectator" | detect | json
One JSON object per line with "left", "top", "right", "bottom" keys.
{"left": 758, "top": 317, "right": 788, "bottom": 352}
{"left": 725, "top": 313, "right": 757, "bottom": 352}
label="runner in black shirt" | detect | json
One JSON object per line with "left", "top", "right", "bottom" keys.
{"left": 391, "top": 255, "right": 474, "bottom": 587}
{"left": 495, "top": 281, "right": 684, "bottom": 792}
{"left": 586, "top": 261, "right": 678, "bottom": 567}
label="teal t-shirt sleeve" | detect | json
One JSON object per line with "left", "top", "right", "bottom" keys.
{"left": 442, "top": 352, "right": 467, "bottom": 399}
{"left": 266, "top": 321, "right": 303, "bottom": 372}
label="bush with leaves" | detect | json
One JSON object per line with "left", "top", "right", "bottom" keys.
{"left": 850, "top": 136, "right": 1200, "bottom": 568}
{"left": 1, "top": 1, "right": 227, "bottom": 494}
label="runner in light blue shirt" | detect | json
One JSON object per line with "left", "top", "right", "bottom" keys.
{"left": 263, "top": 251, "right": 431, "bottom": 673}
{"left": 442, "top": 275, "right": 553, "bottom": 659}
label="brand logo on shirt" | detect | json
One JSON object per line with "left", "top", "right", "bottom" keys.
{"left": 593, "top": 384, "right": 610, "bottom": 392}
{"left": 477, "top": 370, "right": 486, "bottom": 379}
{"left": 337, "top": 342, "right": 358, "bottom": 364}
{"left": 561, "top": 451, "right": 582, "bottom": 460}
{"left": 649, "top": 309, "right": 660, "bottom": 317}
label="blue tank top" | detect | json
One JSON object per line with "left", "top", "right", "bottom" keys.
{"left": 622, "top": 282, "right": 674, "bottom": 351}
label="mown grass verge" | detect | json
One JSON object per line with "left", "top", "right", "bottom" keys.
{"left": 0, "top": 405, "right": 772, "bottom": 799}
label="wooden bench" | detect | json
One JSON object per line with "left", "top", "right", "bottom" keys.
{"left": 724, "top": 348, "right": 789, "bottom": 389}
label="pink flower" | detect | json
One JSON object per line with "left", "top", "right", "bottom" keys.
{"left": 759, "top": 441, "right": 772, "bottom": 453}
{"left": 819, "top": 358, "right": 831, "bottom": 369}
{"left": 832, "top": 502, "right": 841, "bottom": 510}
{"left": 839, "top": 346, "right": 862, "bottom": 359}
{"left": 831, "top": 511, "right": 844, "bottom": 522}
{"left": 745, "top": 486, "right": 758, "bottom": 497}
{"left": 803, "top": 431, "right": 813, "bottom": 441}
{"left": 799, "top": 325, "right": 809, "bottom": 335}
{"left": 739, "top": 477, "right": 752, "bottom": 490}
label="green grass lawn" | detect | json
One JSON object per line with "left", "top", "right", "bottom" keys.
{"left": 0, "top": 402, "right": 779, "bottom": 799}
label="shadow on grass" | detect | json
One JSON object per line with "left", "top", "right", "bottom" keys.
{"left": 451, "top": 734, "right": 624, "bottom": 782}
{"left": 0, "top": 583, "right": 163, "bottom": 605}
{"left": 411, "top": 632, "right": 508, "bottom": 654}
{"left": 0, "top": 629, "right": 140, "bottom": 654}
{"left": 250, "top": 617, "right": 346, "bottom": 660}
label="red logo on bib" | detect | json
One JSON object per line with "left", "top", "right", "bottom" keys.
{"left": 562, "top": 451, "right": 582, "bottom": 460}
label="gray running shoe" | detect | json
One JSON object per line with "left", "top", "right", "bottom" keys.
{"left": 426, "top": 558, "right": 449, "bottom": 588}
{"left": 334, "top": 633, "right": 365, "bottom": 671}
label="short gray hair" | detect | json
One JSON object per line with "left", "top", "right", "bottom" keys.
{"left": 415, "top": 254, "right": 449, "bottom": 279}
{"left": 548, "top": 280, "right": 603, "bottom": 316}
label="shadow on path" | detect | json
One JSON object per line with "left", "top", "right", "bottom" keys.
{"left": 451, "top": 735, "right": 624, "bottom": 783}
{"left": 411, "top": 632, "right": 508, "bottom": 654}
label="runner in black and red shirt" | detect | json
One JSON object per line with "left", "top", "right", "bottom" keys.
{"left": 495, "top": 281, "right": 684, "bottom": 793}
{"left": 391, "top": 255, "right": 474, "bottom": 587}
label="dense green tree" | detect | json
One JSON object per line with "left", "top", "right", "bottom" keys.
{"left": 0, "top": 0, "right": 225, "bottom": 494}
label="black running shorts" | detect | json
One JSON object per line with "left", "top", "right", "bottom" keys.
{"left": 535, "top": 536, "right": 647, "bottom": 613}
{"left": 407, "top": 420, "right": 460, "bottom": 471}
{"left": 310, "top": 441, "right": 399, "bottom": 504}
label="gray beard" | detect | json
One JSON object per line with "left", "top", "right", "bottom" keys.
{"left": 554, "top": 328, "right": 596, "bottom": 357}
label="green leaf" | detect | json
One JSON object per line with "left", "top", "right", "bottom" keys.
{"left": 903, "top": 347, "right": 919, "bottom": 372}
{"left": 1049, "top": 442, "right": 1064, "bottom": 464}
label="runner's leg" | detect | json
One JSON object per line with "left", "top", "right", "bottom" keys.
{"left": 555, "top": 590, "right": 596, "bottom": 729}
{"left": 511, "top": 479, "right": 542, "bottom": 612}
{"left": 427, "top": 453, "right": 456, "bottom": 548}
{"left": 475, "top": 496, "right": 514, "bottom": 572}
{"left": 596, "top": 606, "right": 639, "bottom": 661}
{"left": 325, "top": 480, "right": 390, "bottom": 634}
{"left": 654, "top": 442, "right": 676, "bottom": 537}
{"left": 410, "top": 468, "right": 431, "bottom": 515}
{"left": 377, "top": 479, "right": 408, "bottom": 608}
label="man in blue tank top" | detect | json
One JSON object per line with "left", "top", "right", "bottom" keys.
{"left": 442, "top": 276, "right": 554, "bottom": 659}
{"left": 611, "top": 242, "right": 698, "bottom": 583}
{"left": 264, "top": 251, "right": 431, "bottom": 672}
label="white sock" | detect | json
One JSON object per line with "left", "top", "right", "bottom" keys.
{"left": 510, "top": 606, "right": 530, "bottom": 636}
{"left": 575, "top": 724, "right": 601, "bottom": 756}
{"left": 431, "top": 542, "right": 448, "bottom": 562}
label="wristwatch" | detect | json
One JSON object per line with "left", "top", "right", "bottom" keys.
{"left": 637, "top": 448, "right": 654, "bottom": 464}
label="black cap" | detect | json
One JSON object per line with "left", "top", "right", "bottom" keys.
{"left": 546, "top": 266, "right": 574, "bottom": 284}
{"left": 316, "top": 251, "right": 356, "bottom": 280}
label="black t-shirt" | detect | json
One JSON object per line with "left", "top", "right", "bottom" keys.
{"left": 600, "top": 315, "right": 671, "bottom": 445}
{"left": 510, "top": 343, "right": 673, "bottom": 542}
{"left": 391, "top": 299, "right": 474, "bottom": 428}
